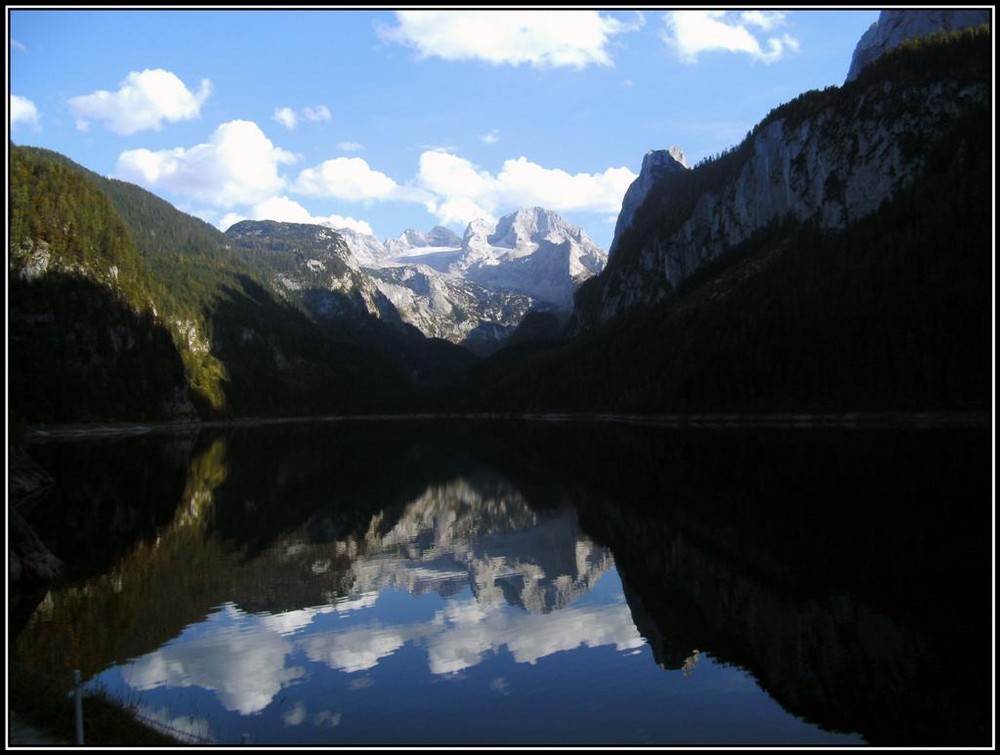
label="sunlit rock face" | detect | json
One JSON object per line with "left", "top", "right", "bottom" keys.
{"left": 338, "top": 209, "right": 607, "bottom": 349}
{"left": 608, "top": 147, "right": 689, "bottom": 258}
{"left": 846, "top": 9, "right": 991, "bottom": 82}
{"left": 571, "top": 17, "right": 990, "bottom": 331}
{"left": 457, "top": 207, "right": 607, "bottom": 309}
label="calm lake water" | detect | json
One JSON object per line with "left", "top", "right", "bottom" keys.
{"left": 12, "top": 418, "right": 992, "bottom": 746}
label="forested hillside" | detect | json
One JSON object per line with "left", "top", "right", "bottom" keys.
{"left": 9, "top": 146, "right": 423, "bottom": 424}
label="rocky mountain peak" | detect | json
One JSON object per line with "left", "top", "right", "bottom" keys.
{"left": 488, "top": 207, "right": 569, "bottom": 249}
{"left": 608, "top": 146, "right": 690, "bottom": 256}
{"left": 846, "top": 9, "right": 990, "bottom": 82}
{"left": 395, "top": 225, "right": 463, "bottom": 250}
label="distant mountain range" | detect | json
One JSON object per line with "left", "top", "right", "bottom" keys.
{"left": 8, "top": 10, "right": 991, "bottom": 425}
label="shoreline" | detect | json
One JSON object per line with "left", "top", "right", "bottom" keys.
{"left": 22, "top": 408, "right": 992, "bottom": 441}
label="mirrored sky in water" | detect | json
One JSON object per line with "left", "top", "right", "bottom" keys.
{"left": 80, "top": 473, "right": 863, "bottom": 746}
{"left": 20, "top": 420, "right": 989, "bottom": 746}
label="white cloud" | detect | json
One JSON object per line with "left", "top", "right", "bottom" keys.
{"left": 303, "top": 105, "right": 332, "bottom": 122}
{"left": 479, "top": 128, "right": 500, "bottom": 145}
{"left": 740, "top": 10, "right": 784, "bottom": 31}
{"left": 116, "top": 120, "right": 296, "bottom": 208}
{"left": 69, "top": 68, "right": 212, "bottom": 135}
{"left": 379, "top": 10, "right": 639, "bottom": 69}
{"left": 12, "top": 38, "right": 27, "bottom": 52}
{"left": 662, "top": 11, "right": 799, "bottom": 64}
{"left": 274, "top": 104, "right": 332, "bottom": 130}
{"left": 274, "top": 106, "right": 297, "bottom": 130}
{"left": 416, "top": 150, "right": 636, "bottom": 226}
{"left": 337, "top": 141, "right": 364, "bottom": 152}
{"left": 11, "top": 95, "right": 41, "bottom": 130}
{"left": 233, "top": 196, "right": 374, "bottom": 235}
{"left": 219, "top": 211, "right": 248, "bottom": 231}
{"left": 293, "top": 157, "right": 399, "bottom": 201}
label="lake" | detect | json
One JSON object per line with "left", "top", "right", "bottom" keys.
{"left": 11, "top": 417, "right": 992, "bottom": 746}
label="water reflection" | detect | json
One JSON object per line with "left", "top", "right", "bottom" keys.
{"left": 13, "top": 420, "right": 990, "bottom": 746}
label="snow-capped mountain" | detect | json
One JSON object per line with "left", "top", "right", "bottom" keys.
{"left": 455, "top": 207, "right": 607, "bottom": 308}
{"left": 384, "top": 225, "right": 463, "bottom": 259}
{"left": 336, "top": 208, "right": 607, "bottom": 349}
{"left": 367, "top": 264, "right": 539, "bottom": 351}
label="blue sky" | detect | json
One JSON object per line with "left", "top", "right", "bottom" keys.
{"left": 8, "top": 8, "right": 880, "bottom": 250}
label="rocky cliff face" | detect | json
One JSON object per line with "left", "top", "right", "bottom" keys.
{"left": 368, "top": 264, "right": 538, "bottom": 351}
{"left": 573, "top": 21, "right": 990, "bottom": 331}
{"left": 608, "top": 147, "right": 688, "bottom": 257}
{"left": 337, "top": 208, "right": 606, "bottom": 350}
{"left": 456, "top": 207, "right": 607, "bottom": 309}
{"left": 846, "top": 9, "right": 991, "bottom": 81}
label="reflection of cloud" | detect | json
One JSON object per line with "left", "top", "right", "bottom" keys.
{"left": 348, "top": 677, "right": 374, "bottom": 690}
{"left": 292, "top": 594, "right": 642, "bottom": 679}
{"left": 424, "top": 599, "right": 644, "bottom": 675}
{"left": 299, "top": 625, "right": 429, "bottom": 673}
{"left": 135, "top": 705, "right": 213, "bottom": 743}
{"left": 283, "top": 702, "right": 307, "bottom": 726}
{"left": 314, "top": 711, "right": 342, "bottom": 728}
{"left": 122, "top": 604, "right": 305, "bottom": 715}
{"left": 258, "top": 592, "right": 379, "bottom": 637}
{"left": 504, "top": 605, "right": 645, "bottom": 664}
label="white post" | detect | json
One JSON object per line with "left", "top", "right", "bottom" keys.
{"left": 73, "top": 669, "right": 84, "bottom": 745}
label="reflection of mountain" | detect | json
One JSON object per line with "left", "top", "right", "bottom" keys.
{"left": 13, "top": 428, "right": 613, "bottom": 683}
{"left": 541, "top": 423, "right": 991, "bottom": 747}
{"left": 13, "top": 420, "right": 990, "bottom": 746}
{"left": 587, "top": 506, "right": 928, "bottom": 741}
{"left": 339, "top": 476, "right": 613, "bottom": 614}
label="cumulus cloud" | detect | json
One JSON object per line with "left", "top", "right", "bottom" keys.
{"left": 479, "top": 128, "right": 500, "bottom": 145}
{"left": 378, "top": 10, "right": 640, "bottom": 69}
{"left": 274, "top": 106, "right": 297, "bottom": 130}
{"left": 416, "top": 150, "right": 636, "bottom": 226}
{"left": 11, "top": 95, "right": 41, "bottom": 129}
{"left": 662, "top": 11, "right": 800, "bottom": 64}
{"left": 337, "top": 141, "right": 364, "bottom": 152}
{"left": 116, "top": 119, "right": 296, "bottom": 207}
{"left": 221, "top": 196, "right": 374, "bottom": 235}
{"left": 293, "top": 157, "right": 399, "bottom": 201}
{"left": 274, "top": 104, "right": 332, "bottom": 130}
{"left": 69, "top": 68, "right": 212, "bottom": 135}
